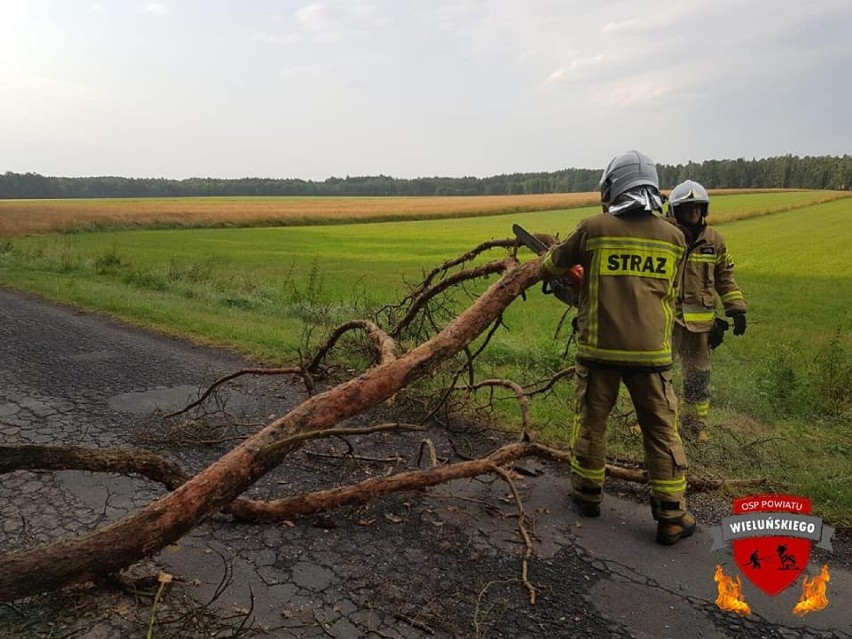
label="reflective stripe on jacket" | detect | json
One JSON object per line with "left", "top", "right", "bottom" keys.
{"left": 678, "top": 225, "right": 747, "bottom": 333}
{"left": 540, "top": 213, "right": 686, "bottom": 368}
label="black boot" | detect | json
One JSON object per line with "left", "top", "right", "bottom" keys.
{"left": 571, "top": 495, "right": 601, "bottom": 518}
{"left": 656, "top": 512, "right": 697, "bottom": 545}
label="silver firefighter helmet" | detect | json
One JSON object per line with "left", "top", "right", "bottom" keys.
{"left": 667, "top": 179, "right": 710, "bottom": 219}
{"left": 599, "top": 150, "right": 660, "bottom": 207}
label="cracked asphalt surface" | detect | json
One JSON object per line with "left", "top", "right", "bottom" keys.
{"left": 1, "top": 288, "right": 849, "bottom": 639}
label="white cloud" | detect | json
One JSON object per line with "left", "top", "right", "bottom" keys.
{"left": 0, "top": 69, "right": 113, "bottom": 137}
{"left": 254, "top": 33, "right": 301, "bottom": 45}
{"left": 600, "top": 2, "right": 701, "bottom": 35}
{"left": 292, "top": 1, "right": 389, "bottom": 43}
{"left": 295, "top": 3, "right": 345, "bottom": 42}
{"left": 344, "top": 2, "right": 391, "bottom": 28}
{"left": 279, "top": 62, "right": 333, "bottom": 80}
{"left": 141, "top": 3, "right": 169, "bottom": 17}
{"left": 296, "top": 3, "right": 327, "bottom": 29}
{"left": 543, "top": 69, "right": 565, "bottom": 84}
{"left": 1, "top": 69, "right": 110, "bottom": 103}
{"left": 431, "top": 0, "right": 478, "bottom": 33}
{"left": 544, "top": 53, "right": 609, "bottom": 85}
{"left": 601, "top": 17, "right": 655, "bottom": 34}
{"left": 593, "top": 78, "right": 671, "bottom": 108}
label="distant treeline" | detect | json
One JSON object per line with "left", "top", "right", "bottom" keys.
{"left": 2, "top": 154, "right": 850, "bottom": 199}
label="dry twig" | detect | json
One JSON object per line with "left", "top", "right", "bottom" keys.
{"left": 491, "top": 466, "right": 537, "bottom": 605}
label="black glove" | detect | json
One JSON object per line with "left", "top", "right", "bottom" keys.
{"left": 730, "top": 312, "right": 747, "bottom": 336}
{"left": 708, "top": 317, "right": 729, "bottom": 350}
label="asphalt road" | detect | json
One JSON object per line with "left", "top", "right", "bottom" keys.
{"left": 0, "top": 288, "right": 849, "bottom": 639}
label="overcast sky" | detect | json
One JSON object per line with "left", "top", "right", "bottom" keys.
{"left": 1, "top": 0, "right": 850, "bottom": 180}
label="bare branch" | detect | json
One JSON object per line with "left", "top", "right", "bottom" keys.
{"left": 418, "top": 439, "right": 439, "bottom": 468}
{"left": 401, "top": 238, "right": 517, "bottom": 304}
{"left": 492, "top": 465, "right": 537, "bottom": 605}
{"left": 224, "top": 441, "right": 541, "bottom": 522}
{"left": 0, "top": 445, "right": 189, "bottom": 490}
{"left": 467, "top": 379, "right": 532, "bottom": 441}
{"left": 162, "top": 367, "right": 304, "bottom": 419}
{"left": 307, "top": 320, "right": 398, "bottom": 373}
{"left": 392, "top": 260, "right": 508, "bottom": 338}
{"left": 524, "top": 368, "right": 576, "bottom": 398}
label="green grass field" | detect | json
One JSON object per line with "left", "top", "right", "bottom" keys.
{"left": 1, "top": 191, "right": 850, "bottom": 525}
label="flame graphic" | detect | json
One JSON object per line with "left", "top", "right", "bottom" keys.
{"left": 792, "top": 565, "right": 830, "bottom": 616}
{"left": 714, "top": 565, "right": 751, "bottom": 616}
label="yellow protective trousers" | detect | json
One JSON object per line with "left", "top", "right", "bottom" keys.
{"left": 672, "top": 324, "right": 712, "bottom": 424}
{"left": 570, "top": 362, "right": 689, "bottom": 520}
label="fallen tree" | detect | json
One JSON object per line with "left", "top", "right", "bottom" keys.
{"left": 0, "top": 240, "right": 770, "bottom": 603}
{"left": 0, "top": 241, "right": 543, "bottom": 601}
{"left": 1, "top": 440, "right": 764, "bottom": 525}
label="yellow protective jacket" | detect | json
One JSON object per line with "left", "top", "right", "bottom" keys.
{"left": 540, "top": 212, "right": 686, "bottom": 370}
{"left": 677, "top": 225, "right": 747, "bottom": 332}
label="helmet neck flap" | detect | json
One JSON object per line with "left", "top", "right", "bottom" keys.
{"left": 599, "top": 150, "right": 662, "bottom": 216}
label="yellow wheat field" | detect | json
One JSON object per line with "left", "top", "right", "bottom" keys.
{"left": 0, "top": 193, "right": 600, "bottom": 237}
{"left": 1, "top": 189, "right": 845, "bottom": 237}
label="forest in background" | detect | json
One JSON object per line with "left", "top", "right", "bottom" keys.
{"left": 1, "top": 154, "right": 850, "bottom": 199}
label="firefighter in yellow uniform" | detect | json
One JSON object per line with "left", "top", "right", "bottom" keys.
{"left": 540, "top": 150, "right": 696, "bottom": 545}
{"left": 667, "top": 180, "right": 747, "bottom": 442}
